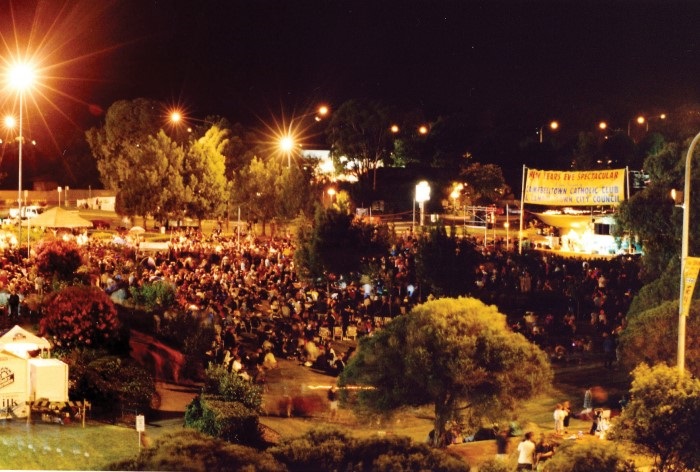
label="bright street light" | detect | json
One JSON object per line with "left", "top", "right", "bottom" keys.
{"left": 279, "top": 135, "right": 295, "bottom": 168}
{"left": 414, "top": 180, "right": 431, "bottom": 229}
{"left": 539, "top": 121, "right": 559, "bottom": 143}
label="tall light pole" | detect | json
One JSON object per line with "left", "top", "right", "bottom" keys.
{"left": 8, "top": 62, "right": 35, "bottom": 257}
{"left": 415, "top": 180, "right": 431, "bottom": 228}
{"left": 279, "top": 136, "right": 294, "bottom": 168}
{"left": 677, "top": 131, "right": 700, "bottom": 373}
{"left": 539, "top": 120, "right": 559, "bottom": 143}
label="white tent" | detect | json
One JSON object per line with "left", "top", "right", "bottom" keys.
{"left": 0, "top": 325, "right": 51, "bottom": 359}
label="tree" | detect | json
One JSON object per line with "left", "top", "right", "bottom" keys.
{"left": 614, "top": 135, "right": 700, "bottom": 284}
{"left": 231, "top": 155, "right": 283, "bottom": 235}
{"left": 294, "top": 206, "right": 390, "bottom": 281}
{"left": 414, "top": 225, "right": 479, "bottom": 297}
{"left": 85, "top": 98, "right": 162, "bottom": 191}
{"left": 339, "top": 297, "right": 552, "bottom": 448}
{"left": 115, "top": 130, "right": 185, "bottom": 225}
{"left": 34, "top": 239, "right": 84, "bottom": 281}
{"left": 39, "top": 285, "right": 123, "bottom": 352}
{"left": 459, "top": 162, "right": 509, "bottom": 205}
{"left": 618, "top": 300, "right": 700, "bottom": 377}
{"left": 182, "top": 125, "right": 229, "bottom": 222}
{"left": 106, "top": 430, "right": 285, "bottom": 472}
{"left": 615, "top": 363, "right": 700, "bottom": 471}
{"left": 326, "top": 99, "right": 395, "bottom": 190}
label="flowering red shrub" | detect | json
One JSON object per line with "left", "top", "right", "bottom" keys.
{"left": 40, "top": 285, "right": 121, "bottom": 350}
{"left": 34, "top": 239, "right": 84, "bottom": 280}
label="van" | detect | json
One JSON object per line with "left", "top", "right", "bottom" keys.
{"left": 8, "top": 205, "right": 43, "bottom": 220}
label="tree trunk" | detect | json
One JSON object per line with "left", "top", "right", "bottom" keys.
{"left": 431, "top": 396, "right": 454, "bottom": 448}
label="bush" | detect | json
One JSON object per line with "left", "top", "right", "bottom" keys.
{"left": 269, "top": 427, "right": 470, "bottom": 472}
{"left": 105, "top": 430, "right": 286, "bottom": 471}
{"left": 65, "top": 351, "right": 155, "bottom": 420}
{"left": 184, "top": 395, "right": 262, "bottom": 446}
{"left": 543, "top": 439, "right": 628, "bottom": 472}
{"left": 203, "top": 365, "right": 263, "bottom": 412}
{"left": 477, "top": 458, "right": 510, "bottom": 472}
{"left": 129, "top": 281, "right": 176, "bottom": 311}
{"left": 34, "top": 239, "right": 84, "bottom": 281}
{"left": 40, "top": 285, "right": 124, "bottom": 352}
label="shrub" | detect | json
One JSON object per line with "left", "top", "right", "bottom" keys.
{"left": 34, "top": 239, "right": 84, "bottom": 281}
{"left": 203, "top": 364, "right": 263, "bottom": 412}
{"left": 477, "top": 458, "right": 510, "bottom": 472}
{"left": 184, "top": 395, "right": 262, "bottom": 446}
{"left": 129, "top": 281, "right": 176, "bottom": 311}
{"left": 40, "top": 285, "right": 123, "bottom": 352}
{"left": 544, "top": 439, "right": 628, "bottom": 472}
{"left": 269, "top": 428, "right": 470, "bottom": 472}
{"left": 105, "top": 430, "right": 286, "bottom": 471}
{"left": 66, "top": 351, "right": 155, "bottom": 419}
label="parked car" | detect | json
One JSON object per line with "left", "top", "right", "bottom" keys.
{"left": 8, "top": 205, "right": 44, "bottom": 220}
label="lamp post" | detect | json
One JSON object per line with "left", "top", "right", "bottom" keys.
{"left": 415, "top": 180, "right": 431, "bottom": 228}
{"left": 539, "top": 120, "right": 559, "bottom": 143}
{"left": 279, "top": 136, "right": 294, "bottom": 168}
{"left": 327, "top": 187, "right": 336, "bottom": 205}
{"left": 65, "top": 185, "right": 69, "bottom": 208}
{"left": 57, "top": 186, "right": 62, "bottom": 207}
{"left": 8, "top": 62, "right": 36, "bottom": 256}
{"left": 677, "top": 131, "right": 700, "bottom": 373}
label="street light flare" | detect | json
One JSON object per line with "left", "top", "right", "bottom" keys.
{"left": 4, "top": 115, "right": 16, "bottom": 129}
{"left": 279, "top": 135, "right": 294, "bottom": 152}
{"left": 7, "top": 62, "right": 36, "bottom": 91}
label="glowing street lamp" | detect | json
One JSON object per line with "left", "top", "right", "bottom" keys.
{"left": 414, "top": 180, "right": 431, "bottom": 229}
{"left": 326, "top": 187, "right": 336, "bottom": 206}
{"left": 418, "top": 125, "right": 429, "bottom": 135}
{"left": 279, "top": 135, "right": 295, "bottom": 168}
{"left": 539, "top": 120, "right": 559, "bottom": 143}
{"left": 7, "top": 61, "right": 36, "bottom": 256}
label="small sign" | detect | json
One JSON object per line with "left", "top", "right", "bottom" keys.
{"left": 681, "top": 257, "right": 700, "bottom": 317}
{"left": 136, "top": 414, "right": 145, "bottom": 432}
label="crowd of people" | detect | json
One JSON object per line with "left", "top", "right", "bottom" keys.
{"left": 0, "top": 226, "right": 642, "bottom": 389}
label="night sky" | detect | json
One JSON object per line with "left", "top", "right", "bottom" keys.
{"left": 2, "top": 0, "right": 700, "bottom": 151}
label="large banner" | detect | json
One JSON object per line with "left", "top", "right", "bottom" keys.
{"left": 523, "top": 168, "right": 626, "bottom": 206}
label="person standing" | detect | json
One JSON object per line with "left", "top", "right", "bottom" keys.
{"left": 516, "top": 431, "right": 536, "bottom": 470}
{"left": 495, "top": 428, "right": 509, "bottom": 460}
{"left": 8, "top": 289, "right": 20, "bottom": 319}
{"left": 580, "top": 387, "right": 593, "bottom": 419}
{"left": 553, "top": 404, "right": 566, "bottom": 435}
{"left": 327, "top": 385, "right": 339, "bottom": 421}
{"left": 562, "top": 400, "right": 572, "bottom": 432}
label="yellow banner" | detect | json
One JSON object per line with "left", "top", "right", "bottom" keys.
{"left": 523, "top": 168, "right": 626, "bottom": 206}
{"left": 681, "top": 257, "right": 700, "bottom": 317}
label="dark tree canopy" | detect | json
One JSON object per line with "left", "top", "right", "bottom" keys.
{"left": 340, "top": 297, "right": 552, "bottom": 448}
